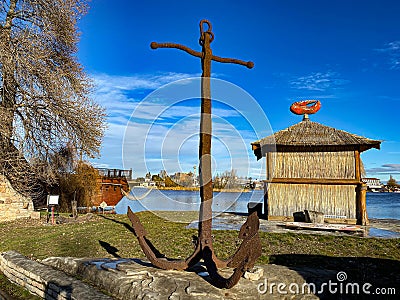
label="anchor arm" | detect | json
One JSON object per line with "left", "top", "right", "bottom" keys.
{"left": 127, "top": 207, "right": 202, "bottom": 270}
{"left": 150, "top": 42, "right": 202, "bottom": 59}
{"left": 211, "top": 54, "right": 254, "bottom": 69}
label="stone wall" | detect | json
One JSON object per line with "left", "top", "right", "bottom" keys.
{"left": 0, "top": 251, "right": 112, "bottom": 300}
{"left": 0, "top": 174, "right": 35, "bottom": 222}
{"left": 42, "top": 256, "right": 324, "bottom": 299}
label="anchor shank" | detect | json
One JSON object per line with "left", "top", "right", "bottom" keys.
{"left": 198, "top": 32, "right": 214, "bottom": 245}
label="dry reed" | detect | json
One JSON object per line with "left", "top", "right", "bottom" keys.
{"left": 268, "top": 183, "right": 357, "bottom": 219}
{"left": 268, "top": 151, "right": 356, "bottom": 179}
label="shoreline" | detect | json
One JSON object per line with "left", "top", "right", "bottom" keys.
{"left": 133, "top": 186, "right": 263, "bottom": 193}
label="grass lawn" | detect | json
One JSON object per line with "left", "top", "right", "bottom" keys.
{"left": 0, "top": 211, "right": 399, "bottom": 298}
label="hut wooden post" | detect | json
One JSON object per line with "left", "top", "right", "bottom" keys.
{"left": 356, "top": 183, "right": 368, "bottom": 225}
{"left": 354, "top": 150, "right": 361, "bottom": 181}
{"left": 263, "top": 181, "right": 269, "bottom": 218}
{"left": 264, "top": 152, "right": 273, "bottom": 219}
{"left": 355, "top": 150, "right": 368, "bottom": 225}
{"left": 266, "top": 152, "right": 272, "bottom": 181}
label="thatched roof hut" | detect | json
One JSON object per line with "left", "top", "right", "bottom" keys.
{"left": 251, "top": 115, "right": 381, "bottom": 225}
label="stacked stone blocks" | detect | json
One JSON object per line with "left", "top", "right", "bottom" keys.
{"left": 0, "top": 251, "right": 111, "bottom": 299}
{"left": 0, "top": 174, "right": 35, "bottom": 222}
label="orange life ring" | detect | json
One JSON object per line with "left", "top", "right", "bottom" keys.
{"left": 290, "top": 100, "right": 321, "bottom": 115}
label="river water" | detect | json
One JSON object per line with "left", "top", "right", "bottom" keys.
{"left": 115, "top": 188, "right": 400, "bottom": 220}
{"left": 366, "top": 192, "right": 400, "bottom": 219}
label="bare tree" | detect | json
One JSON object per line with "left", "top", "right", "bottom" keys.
{"left": 0, "top": 0, "right": 106, "bottom": 206}
{"left": 213, "top": 169, "right": 239, "bottom": 190}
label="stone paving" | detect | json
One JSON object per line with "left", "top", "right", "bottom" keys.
{"left": 187, "top": 213, "right": 400, "bottom": 238}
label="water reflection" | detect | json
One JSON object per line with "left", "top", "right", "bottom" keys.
{"left": 116, "top": 189, "right": 400, "bottom": 221}
{"left": 115, "top": 188, "right": 264, "bottom": 216}
{"left": 367, "top": 227, "right": 400, "bottom": 238}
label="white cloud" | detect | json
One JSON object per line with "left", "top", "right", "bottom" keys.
{"left": 93, "top": 72, "right": 200, "bottom": 91}
{"left": 290, "top": 71, "right": 349, "bottom": 91}
{"left": 375, "top": 41, "right": 400, "bottom": 70}
{"left": 366, "top": 164, "right": 400, "bottom": 175}
{"left": 122, "top": 113, "right": 261, "bottom": 177}
{"left": 88, "top": 72, "right": 198, "bottom": 168}
{"left": 89, "top": 72, "right": 269, "bottom": 178}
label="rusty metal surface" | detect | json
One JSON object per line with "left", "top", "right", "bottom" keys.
{"left": 128, "top": 19, "right": 261, "bottom": 289}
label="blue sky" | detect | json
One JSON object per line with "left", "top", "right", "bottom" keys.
{"left": 78, "top": 0, "right": 400, "bottom": 182}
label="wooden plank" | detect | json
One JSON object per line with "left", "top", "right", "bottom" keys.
{"left": 285, "top": 222, "right": 362, "bottom": 232}
{"left": 268, "top": 215, "right": 357, "bottom": 225}
{"left": 324, "top": 218, "right": 357, "bottom": 225}
{"left": 267, "top": 215, "right": 294, "bottom": 222}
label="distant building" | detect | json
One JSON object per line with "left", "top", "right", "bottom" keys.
{"left": 145, "top": 172, "right": 152, "bottom": 183}
{"left": 171, "top": 172, "right": 195, "bottom": 187}
{"left": 362, "top": 178, "right": 383, "bottom": 192}
{"left": 254, "top": 181, "right": 264, "bottom": 190}
{"left": 159, "top": 170, "right": 168, "bottom": 180}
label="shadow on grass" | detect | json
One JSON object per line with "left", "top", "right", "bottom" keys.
{"left": 98, "top": 215, "right": 167, "bottom": 260}
{"left": 99, "top": 240, "right": 121, "bottom": 258}
{"left": 269, "top": 254, "right": 400, "bottom": 299}
{"left": 98, "top": 214, "right": 136, "bottom": 235}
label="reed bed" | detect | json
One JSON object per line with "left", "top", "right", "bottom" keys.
{"left": 269, "top": 151, "right": 356, "bottom": 179}
{"left": 268, "top": 183, "right": 357, "bottom": 219}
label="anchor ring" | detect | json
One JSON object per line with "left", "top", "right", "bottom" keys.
{"left": 199, "top": 19, "right": 214, "bottom": 44}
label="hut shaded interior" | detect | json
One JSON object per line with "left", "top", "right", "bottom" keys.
{"left": 252, "top": 118, "right": 381, "bottom": 225}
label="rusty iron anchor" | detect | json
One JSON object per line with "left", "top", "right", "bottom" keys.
{"left": 128, "top": 19, "right": 262, "bottom": 289}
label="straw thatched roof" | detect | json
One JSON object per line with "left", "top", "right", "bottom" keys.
{"left": 252, "top": 118, "right": 381, "bottom": 159}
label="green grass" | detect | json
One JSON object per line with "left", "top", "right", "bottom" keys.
{"left": 0, "top": 212, "right": 399, "bottom": 262}
{"left": 0, "top": 272, "right": 41, "bottom": 300}
{"left": 0, "top": 212, "right": 399, "bottom": 299}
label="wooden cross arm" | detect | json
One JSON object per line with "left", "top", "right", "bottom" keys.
{"left": 151, "top": 42, "right": 202, "bottom": 58}
{"left": 150, "top": 41, "right": 254, "bottom": 69}
{"left": 211, "top": 55, "right": 254, "bottom": 69}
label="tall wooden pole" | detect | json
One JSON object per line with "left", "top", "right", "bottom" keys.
{"left": 150, "top": 20, "right": 253, "bottom": 252}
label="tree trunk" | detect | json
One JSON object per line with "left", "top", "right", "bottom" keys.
{"left": 0, "top": 0, "right": 17, "bottom": 148}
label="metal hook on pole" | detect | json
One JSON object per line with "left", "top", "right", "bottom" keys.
{"left": 199, "top": 19, "right": 214, "bottom": 45}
